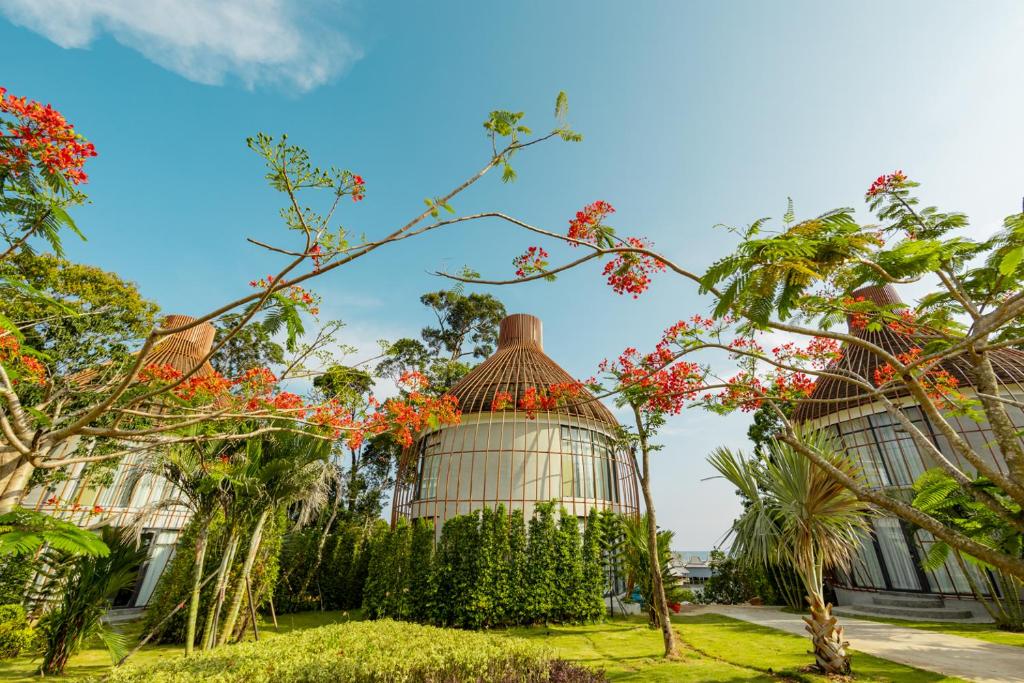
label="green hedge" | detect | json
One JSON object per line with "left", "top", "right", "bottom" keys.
{"left": 364, "top": 503, "right": 606, "bottom": 628}
{"left": 101, "top": 619, "right": 590, "bottom": 682}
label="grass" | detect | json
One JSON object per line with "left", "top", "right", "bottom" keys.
{"left": 511, "top": 614, "right": 963, "bottom": 682}
{"left": 0, "top": 610, "right": 966, "bottom": 682}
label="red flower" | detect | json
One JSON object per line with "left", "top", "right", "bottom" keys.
{"left": 512, "top": 246, "right": 550, "bottom": 279}
{"left": 0, "top": 87, "right": 97, "bottom": 184}
{"left": 603, "top": 237, "right": 666, "bottom": 298}
{"left": 866, "top": 170, "right": 908, "bottom": 197}
{"left": 567, "top": 200, "right": 615, "bottom": 245}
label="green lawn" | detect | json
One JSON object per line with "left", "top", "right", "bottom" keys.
{"left": 0, "top": 610, "right": 965, "bottom": 682}
{"left": 512, "top": 614, "right": 963, "bottom": 682}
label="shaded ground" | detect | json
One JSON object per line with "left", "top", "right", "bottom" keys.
{"left": 0, "top": 610, "right": 967, "bottom": 682}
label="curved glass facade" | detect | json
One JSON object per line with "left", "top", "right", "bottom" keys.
{"left": 394, "top": 414, "right": 639, "bottom": 526}
{"left": 825, "top": 402, "right": 1024, "bottom": 597}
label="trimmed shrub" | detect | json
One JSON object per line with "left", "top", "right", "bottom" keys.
{"left": 103, "top": 619, "right": 602, "bottom": 683}
{"left": 363, "top": 504, "right": 607, "bottom": 630}
{"left": 0, "top": 604, "right": 37, "bottom": 659}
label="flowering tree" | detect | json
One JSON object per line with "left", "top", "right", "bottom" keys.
{"left": 0, "top": 86, "right": 584, "bottom": 514}
{"left": 448, "top": 174, "right": 1024, "bottom": 589}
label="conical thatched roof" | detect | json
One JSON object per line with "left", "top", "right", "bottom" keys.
{"left": 447, "top": 313, "right": 618, "bottom": 427}
{"left": 793, "top": 285, "right": 1024, "bottom": 422}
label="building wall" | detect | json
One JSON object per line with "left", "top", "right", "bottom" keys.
{"left": 397, "top": 413, "right": 639, "bottom": 527}
{"left": 22, "top": 447, "right": 191, "bottom": 607}
{"left": 807, "top": 391, "right": 1024, "bottom": 598}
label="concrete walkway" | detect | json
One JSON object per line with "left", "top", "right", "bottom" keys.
{"left": 686, "top": 605, "right": 1024, "bottom": 683}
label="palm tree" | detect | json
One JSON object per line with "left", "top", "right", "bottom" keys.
{"left": 136, "top": 433, "right": 239, "bottom": 655}
{"left": 708, "top": 429, "right": 872, "bottom": 675}
{"left": 35, "top": 526, "right": 147, "bottom": 675}
{"left": 216, "top": 428, "right": 334, "bottom": 644}
{"left": 618, "top": 513, "right": 685, "bottom": 625}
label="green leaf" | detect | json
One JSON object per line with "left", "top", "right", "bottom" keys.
{"left": 555, "top": 91, "right": 569, "bottom": 120}
{"left": 999, "top": 246, "right": 1024, "bottom": 276}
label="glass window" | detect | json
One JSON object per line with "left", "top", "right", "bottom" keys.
{"left": 874, "top": 518, "right": 921, "bottom": 591}
{"left": 560, "top": 426, "right": 619, "bottom": 501}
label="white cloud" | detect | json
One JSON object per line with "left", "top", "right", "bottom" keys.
{"left": 1, "top": 0, "right": 360, "bottom": 92}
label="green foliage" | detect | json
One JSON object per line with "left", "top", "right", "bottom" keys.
{"left": 580, "top": 509, "right": 607, "bottom": 623}
{"left": 912, "top": 469, "right": 1023, "bottom": 630}
{"left": 376, "top": 287, "right": 506, "bottom": 394}
{"left": 553, "top": 511, "right": 584, "bottom": 623}
{"left": 366, "top": 504, "right": 606, "bottom": 630}
{"left": 211, "top": 313, "right": 285, "bottom": 378}
{"left": 104, "top": 619, "right": 569, "bottom": 683}
{"left": 0, "top": 556, "right": 32, "bottom": 606}
{"left": 142, "top": 510, "right": 284, "bottom": 645}
{"left": 35, "top": 526, "right": 146, "bottom": 675}
{"left": 708, "top": 432, "right": 872, "bottom": 609}
{"left": 701, "top": 549, "right": 773, "bottom": 605}
{"left": 0, "top": 252, "right": 158, "bottom": 378}
{"left": 525, "top": 502, "right": 558, "bottom": 623}
{"left": 617, "top": 513, "right": 684, "bottom": 621}
{"left": 0, "top": 604, "right": 37, "bottom": 659}
{"left": 0, "top": 507, "right": 108, "bottom": 558}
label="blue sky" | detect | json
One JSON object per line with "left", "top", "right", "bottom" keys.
{"left": 4, "top": 1, "right": 1024, "bottom": 547}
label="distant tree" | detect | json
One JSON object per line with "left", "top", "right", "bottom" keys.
{"left": 377, "top": 288, "right": 506, "bottom": 394}
{"left": 210, "top": 313, "right": 285, "bottom": 378}
{"left": 0, "top": 252, "right": 158, "bottom": 377}
{"left": 419, "top": 289, "right": 506, "bottom": 362}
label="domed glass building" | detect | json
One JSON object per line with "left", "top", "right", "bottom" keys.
{"left": 795, "top": 285, "right": 1024, "bottom": 615}
{"left": 392, "top": 314, "right": 639, "bottom": 527}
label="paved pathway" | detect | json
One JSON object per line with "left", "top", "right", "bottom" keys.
{"left": 686, "top": 605, "right": 1024, "bottom": 683}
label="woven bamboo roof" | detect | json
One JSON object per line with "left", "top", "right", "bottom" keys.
{"left": 793, "top": 285, "right": 1024, "bottom": 422}
{"left": 145, "top": 314, "right": 216, "bottom": 377}
{"left": 72, "top": 314, "right": 216, "bottom": 386}
{"left": 447, "top": 314, "right": 618, "bottom": 427}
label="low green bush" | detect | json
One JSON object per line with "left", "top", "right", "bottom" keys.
{"left": 102, "top": 619, "right": 603, "bottom": 682}
{"left": 0, "top": 604, "right": 37, "bottom": 659}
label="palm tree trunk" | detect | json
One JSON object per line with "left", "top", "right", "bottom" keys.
{"left": 799, "top": 560, "right": 850, "bottom": 675}
{"left": 202, "top": 527, "right": 239, "bottom": 651}
{"left": 219, "top": 508, "right": 270, "bottom": 645}
{"left": 185, "top": 523, "right": 210, "bottom": 655}
{"left": 632, "top": 404, "right": 678, "bottom": 658}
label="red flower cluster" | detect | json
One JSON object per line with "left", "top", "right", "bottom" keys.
{"left": 602, "top": 345, "right": 704, "bottom": 416}
{"left": 887, "top": 309, "right": 919, "bottom": 336}
{"left": 0, "top": 87, "right": 97, "bottom": 184}
{"left": 567, "top": 200, "right": 615, "bottom": 245}
{"left": 842, "top": 295, "right": 869, "bottom": 330}
{"left": 770, "top": 337, "right": 843, "bottom": 371}
{"left": 490, "top": 390, "right": 515, "bottom": 412}
{"left": 866, "top": 170, "right": 907, "bottom": 197}
{"left": 513, "top": 246, "right": 550, "bottom": 278}
{"left": 0, "top": 333, "right": 48, "bottom": 386}
{"left": 398, "top": 370, "right": 429, "bottom": 392}
{"left": 873, "top": 347, "right": 963, "bottom": 409}
{"left": 515, "top": 382, "right": 584, "bottom": 419}
{"left": 249, "top": 277, "right": 320, "bottom": 316}
{"left": 603, "top": 237, "right": 666, "bottom": 298}
{"left": 351, "top": 174, "right": 365, "bottom": 202}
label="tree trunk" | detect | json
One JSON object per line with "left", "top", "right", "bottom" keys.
{"left": 0, "top": 457, "right": 33, "bottom": 514}
{"left": 632, "top": 404, "right": 679, "bottom": 658}
{"left": 185, "top": 523, "right": 210, "bottom": 656}
{"left": 202, "top": 528, "right": 239, "bottom": 651}
{"left": 219, "top": 509, "right": 270, "bottom": 645}
{"left": 802, "top": 595, "right": 851, "bottom": 675}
